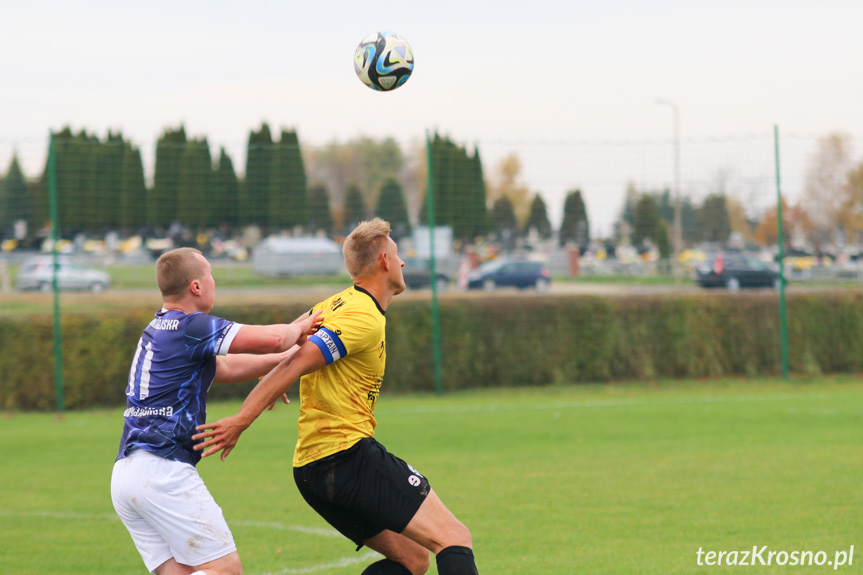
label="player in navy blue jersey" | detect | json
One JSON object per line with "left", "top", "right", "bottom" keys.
{"left": 111, "top": 247, "right": 321, "bottom": 575}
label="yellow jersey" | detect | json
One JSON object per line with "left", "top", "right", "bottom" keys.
{"left": 293, "top": 285, "right": 387, "bottom": 466}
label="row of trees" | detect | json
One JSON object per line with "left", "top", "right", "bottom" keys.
{"left": 624, "top": 133, "right": 863, "bottom": 257}
{"left": 4, "top": 129, "right": 863, "bottom": 257}
{"left": 0, "top": 125, "right": 408, "bottom": 241}
{"left": 0, "top": 127, "right": 590, "bottom": 250}
{"left": 620, "top": 186, "right": 781, "bottom": 257}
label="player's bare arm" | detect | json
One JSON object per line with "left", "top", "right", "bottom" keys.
{"left": 228, "top": 311, "right": 322, "bottom": 354}
{"left": 213, "top": 346, "right": 301, "bottom": 385}
{"left": 192, "top": 342, "right": 327, "bottom": 460}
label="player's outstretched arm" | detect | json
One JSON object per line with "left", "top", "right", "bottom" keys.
{"left": 228, "top": 311, "right": 322, "bottom": 354}
{"left": 213, "top": 345, "right": 301, "bottom": 385}
{"left": 192, "top": 342, "right": 326, "bottom": 460}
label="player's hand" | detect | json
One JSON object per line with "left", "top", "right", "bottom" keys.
{"left": 266, "top": 393, "right": 290, "bottom": 410}
{"left": 192, "top": 415, "right": 249, "bottom": 461}
{"left": 296, "top": 311, "right": 324, "bottom": 346}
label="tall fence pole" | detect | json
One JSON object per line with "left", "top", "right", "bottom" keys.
{"left": 425, "top": 131, "right": 443, "bottom": 396}
{"left": 774, "top": 125, "right": 789, "bottom": 380}
{"left": 48, "top": 131, "right": 65, "bottom": 412}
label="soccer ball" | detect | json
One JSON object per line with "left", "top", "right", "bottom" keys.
{"left": 354, "top": 31, "right": 414, "bottom": 91}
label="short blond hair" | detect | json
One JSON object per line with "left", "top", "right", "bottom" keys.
{"left": 156, "top": 248, "right": 206, "bottom": 299}
{"left": 343, "top": 218, "right": 392, "bottom": 279}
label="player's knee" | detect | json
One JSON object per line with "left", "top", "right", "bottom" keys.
{"left": 406, "top": 550, "right": 431, "bottom": 575}
{"left": 414, "top": 551, "right": 432, "bottom": 575}
{"left": 396, "top": 547, "right": 431, "bottom": 575}
{"left": 223, "top": 555, "right": 243, "bottom": 575}
{"left": 195, "top": 551, "right": 243, "bottom": 575}
{"left": 450, "top": 520, "right": 473, "bottom": 548}
{"left": 401, "top": 547, "right": 431, "bottom": 575}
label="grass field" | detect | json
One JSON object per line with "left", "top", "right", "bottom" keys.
{"left": 1, "top": 378, "right": 862, "bottom": 574}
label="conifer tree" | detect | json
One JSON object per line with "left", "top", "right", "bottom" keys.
{"left": 466, "top": 146, "right": 489, "bottom": 239}
{"left": 450, "top": 144, "right": 475, "bottom": 240}
{"left": 34, "top": 128, "right": 71, "bottom": 231}
{"left": 421, "top": 134, "right": 454, "bottom": 227}
{"left": 39, "top": 127, "right": 98, "bottom": 234}
{"left": 343, "top": 183, "right": 367, "bottom": 233}
{"left": 212, "top": 148, "right": 239, "bottom": 229}
{"left": 242, "top": 123, "right": 273, "bottom": 227}
{"left": 95, "top": 131, "right": 126, "bottom": 232}
{"left": 559, "top": 189, "right": 590, "bottom": 247}
{"left": 421, "top": 135, "right": 489, "bottom": 241}
{"left": 525, "top": 193, "right": 552, "bottom": 239}
{"left": 119, "top": 144, "right": 147, "bottom": 232}
{"left": 177, "top": 138, "right": 212, "bottom": 229}
{"left": 69, "top": 130, "right": 92, "bottom": 231}
{"left": 72, "top": 130, "right": 100, "bottom": 232}
{"left": 308, "top": 184, "right": 334, "bottom": 236}
{"left": 490, "top": 196, "right": 518, "bottom": 236}
{"left": 632, "top": 194, "right": 660, "bottom": 246}
{"left": 0, "top": 154, "right": 30, "bottom": 237}
{"left": 375, "top": 178, "right": 412, "bottom": 239}
{"left": 270, "top": 129, "right": 307, "bottom": 231}
{"left": 151, "top": 126, "right": 187, "bottom": 229}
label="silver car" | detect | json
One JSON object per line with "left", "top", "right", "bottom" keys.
{"left": 16, "top": 256, "right": 111, "bottom": 292}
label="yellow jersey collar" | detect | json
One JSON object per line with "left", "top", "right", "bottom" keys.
{"left": 353, "top": 285, "right": 385, "bottom": 316}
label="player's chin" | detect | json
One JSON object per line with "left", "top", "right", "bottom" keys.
{"left": 393, "top": 279, "right": 406, "bottom": 295}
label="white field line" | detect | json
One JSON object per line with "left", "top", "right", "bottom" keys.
{"left": 233, "top": 519, "right": 341, "bottom": 538}
{"left": 0, "top": 510, "right": 340, "bottom": 539}
{"left": 253, "top": 551, "right": 381, "bottom": 575}
{"left": 0, "top": 510, "right": 121, "bottom": 521}
{"left": 0, "top": 510, "right": 374, "bottom": 575}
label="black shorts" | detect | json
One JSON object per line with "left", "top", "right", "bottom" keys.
{"left": 293, "top": 437, "right": 431, "bottom": 548}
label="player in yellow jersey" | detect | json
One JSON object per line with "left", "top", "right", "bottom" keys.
{"left": 193, "top": 219, "right": 479, "bottom": 575}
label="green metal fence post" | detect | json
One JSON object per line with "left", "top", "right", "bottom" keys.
{"left": 425, "top": 130, "right": 443, "bottom": 396}
{"left": 48, "top": 131, "right": 65, "bottom": 412}
{"left": 774, "top": 125, "right": 789, "bottom": 380}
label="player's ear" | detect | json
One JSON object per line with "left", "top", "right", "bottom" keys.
{"left": 380, "top": 250, "right": 391, "bottom": 271}
{"left": 190, "top": 279, "right": 202, "bottom": 296}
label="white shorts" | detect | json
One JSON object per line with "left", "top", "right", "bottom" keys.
{"left": 111, "top": 449, "right": 237, "bottom": 573}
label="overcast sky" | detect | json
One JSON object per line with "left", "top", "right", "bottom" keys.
{"left": 2, "top": 0, "right": 862, "bottom": 234}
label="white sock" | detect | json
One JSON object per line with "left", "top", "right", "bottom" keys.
{"left": 191, "top": 571, "right": 207, "bottom": 575}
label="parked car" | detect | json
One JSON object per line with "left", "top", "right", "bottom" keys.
{"left": 402, "top": 259, "right": 449, "bottom": 290}
{"left": 16, "top": 256, "right": 111, "bottom": 292}
{"left": 695, "top": 253, "right": 781, "bottom": 291}
{"left": 466, "top": 259, "right": 551, "bottom": 291}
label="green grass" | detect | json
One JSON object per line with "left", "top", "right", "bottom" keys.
{"left": 0, "top": 263, "right": 351, "bottom": 316}
{"left": 1, "top": 261, "right": 350, "bottom": 289}
{"left": 98, "top": 263, "right": 352, "bottom": 290}
{"left": 2, "top": 378, "right": 862, "bottom": 574}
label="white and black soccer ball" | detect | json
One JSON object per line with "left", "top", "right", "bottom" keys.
{"left": 353, "top": 31, "right": 414, "bottom": 92}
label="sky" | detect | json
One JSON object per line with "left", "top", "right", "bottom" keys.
{"left": 2, "top": 0, "right": 862, "bottom": 235}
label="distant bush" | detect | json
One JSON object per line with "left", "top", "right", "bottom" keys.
{"left": 3, "top": 292, "right": 863, "bottom": 411}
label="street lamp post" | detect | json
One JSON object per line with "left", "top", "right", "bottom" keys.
{"left": 655, "top": 99, "right": 682, "bottom": 282}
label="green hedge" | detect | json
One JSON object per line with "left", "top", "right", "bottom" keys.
{"left": 2, "top": 292, "right": 863, "bottom": 411}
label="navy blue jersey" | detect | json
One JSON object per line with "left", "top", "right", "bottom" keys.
{"left": 115, "top": 309, "right": 242, "bottom": 466}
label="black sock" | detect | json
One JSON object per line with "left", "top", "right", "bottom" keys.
{"left": 360, "top": 558, "right": 413, "bottom": 575}
{"left": 436, "top": 545, "right": 478, "bottom": 575}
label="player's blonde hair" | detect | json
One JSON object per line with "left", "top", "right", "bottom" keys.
{"left": 156, "top": 247, "right": 207, "bottom": 299}
{"left": 343, "top": 218, "right": 392, "bottom": 279}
